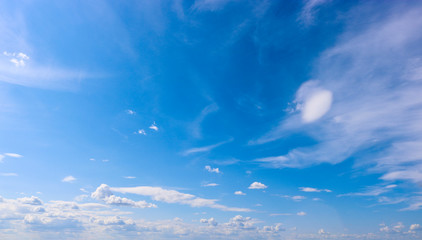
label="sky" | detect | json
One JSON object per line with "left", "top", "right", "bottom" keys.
{"left": 0, "top": 0, "right": 422, "bottom": 239}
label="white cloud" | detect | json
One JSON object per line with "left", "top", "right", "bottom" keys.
{"left": 18, "top": 196, "right": 43, "bottom": 205}
{"left": 251, "top": 5, "right": 422, "bottom": 191}
{"left": 108, "top": 184, "right": 251, "bottom": 212}
{"left": 202, "top": 183, "right": 218, "bottom": 187}
{"left": 91, "top": 184, "right": 156, "bottom": 209}
{"left": 234, "top": 191, "right": 246, "bottom": 195}
{"left": 205, "top": 165, "right": 221, "bottom": 174}
{"left": 190, "top": 103, "right": 219, "bottom": 138}
{"left": 299, "top": 187, "right": 332, "bottom": 193}
{"left": 338, "top": 184, "right": 396, "bottom": 197}
{"left": 278, "top": 195, "right": 306, "bottom": 201}
{"left": 200, "top": 217, "right": 218, "bottom": 226}
{"left": 124, "top": 176, "right": 136, "bottom": 179}
{"left": 149, "top": 122, "right": 158, "bottom": 131}
{"left": 4, "top": 153, "right": 23, "bottom": 158}
{"left": 183, "top": 138, "right": 233, "bottom": 156}
{"left": 62, "top": 175, "right": 76, "bottom": 183}
{"left": 297, "top": 211, "right": 307, "bottom": 216}
{"left": 410, "top": 224, "right": 421, "bottom": 231}
{"left": 248, "top": 182, "right": 267, "bottom": 190}
{"left": 301, "top": 89, "right": 333, "bottom": 123}
{"left": 126, "top": 109, "right": 135, "bottom": 115}
{"left": 299, "top": 0, "right": 330, "bottom": 25}
{"left": 0, "top": 172, "right": 18, "bottom": 176}
{"left": 3, "top": 51, "right": 29, "bottom": 67}
{"left": 136, "top": 129, "right": 146, "bottom": 135}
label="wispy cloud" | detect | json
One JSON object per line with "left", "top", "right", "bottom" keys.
{"left": 0, "top": 172, "right": 18, "bottom": 177}
{"left": 149, "top": 122, "right": 158, "bottom": 131}
{"left": 338, "top": 184, "right": 397, "bottom": 197}
{"left": 251, "top": 5, "right": 422, "bottom": 188}
{"left": 299, "top": 187, "right": 331, "bottom": 193}
{"left": 298, "top": 0, "right": 330, "bottom": 25}
{"left": 234, "top": 191, "right": 246, "bottom": 195}
{"left": 108, "top": 184, "right": 251, "bottom": 212}
{"left": 202, "top": 183, "right": 219, "bottom": 187}
{"left": 183, "top": 138, "right": 233, "bottom": 156}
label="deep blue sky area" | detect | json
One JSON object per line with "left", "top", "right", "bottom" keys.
{"left": 0, "top": 0, "right": 422, "bottom": 239}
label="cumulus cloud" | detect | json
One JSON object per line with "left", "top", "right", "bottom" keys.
{"left": 108, "top": 184, "right": 251, "bottom": 212}
{"left": 248, "top": 182, "right": 267, "bottom": 189}
{"left": 18, "top": 196, "right": 43, "bottom": 205}
{"left": 136, "top": 129, "right": 146, "bottom": 135}
{"left": 200, "top": 217, "right": 218, "bottom": 226}
{"left": 62, "top": 175, "right": 76, "bottom": 183}
{"left": 299, "top": 187, "right": 332, "bottom": 193}
{"left": 205, "top": 165, "right": 221, "bottom": 174}
{"left": 91, "top": 184, "right": 156, "bottom": 209}
{"left": 234, "top": 191, "right": 246, "bottom": 195}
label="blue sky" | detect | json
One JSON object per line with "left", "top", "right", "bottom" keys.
{"left": 1, "top": 0, "right": 422, "bottom": 239}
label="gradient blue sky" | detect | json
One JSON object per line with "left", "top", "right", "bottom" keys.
{"left": 1, "top": 0, "right": 422, "bottom": 239}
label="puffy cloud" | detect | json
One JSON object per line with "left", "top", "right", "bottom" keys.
{"left": 126, "top": 109, "right": 135, "bottom": 115}
{"left": 136, "top": 129, "right": 146, "bottom": 135}
{"left": 299, "top": 187, "right": 332, "bottom": 193}
{"left": 234, "top": 191, "right": 246, "bottom": 195}
{"left": 91, "top": 184, "right": 156, "bottom": 209}
{"left": 62, "top": 175, "right": 76, "bottom": 183}
{"left": 410, "top": 224, "right": 421, "bottom": 231}
{"left": 18, "top": 196, "right": 43, "bottom": 205}
{"left": 200, "top": 217, "right": 218, "bottom": 226}
{"left": 248, "top": 182, "right": 267, "bottom": 189}
{"left": 3, "top": 51, "right": 29, "bottom": 67}
{"left": 205, "top": 165, "right": 220, "bottom": 174}
{"left": 109, "top": 184, "right": 251, "bottom": 212}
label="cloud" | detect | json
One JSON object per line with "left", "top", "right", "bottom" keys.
{"left": 3, "top": 51, "right": 29, "bottom": 67}
{"left": 4, "top": 153, "right": 23, "bottom": 158}
{"left": 298, "top": 0, "right": 330, "bottom": 25}
{"left": 248, "top": 182, "right": 267, "bottom": 189}
{"left": 18, "top": 196, "right": 43, "bottom": 205}
{"left": 91, "top": 184, "right": 156, "bottom": 209}
{"left": 234, "top": 191, "right": 246, "bottom": 195}
{"left": 0, "top": 172, "right": 18, "bottom": 176}
{"left": 126, "top": 109, "right": 135, "bottom": 115}
{"left": 278, "top": 195, "right": 306, "bottom": 201}
{"left": 299, "top": 187, "right": 332, "bottom": 193}
{"left": 301, "top": 89, "right": 333, "bottom": 123}
{"left": 200, "top": 217, "right": 218, "bottom": 226}
{"left": 137, "top": 129, "right": 146, "bottom": 135}
{"left": 338, "top": 184, "right": 396, "bottom": 197}
{"left": 190, "top": 103, "right": 219, "bottom": 138}
{"left": 183, "top": 138, "right": 233, "bottom": 156}
{"left": 62, "top": 175, "right": 76, "bottom": 183}
{"left": 202, "top": 183, "right": 219, "bottom": 187}
{"left": 297, "top": 211, "right": 306, "bottom": 216}
{"left": 123, "top": 176, "right": 136, "bottom": 179}
{"left": 108, "top": 184, "right": 252, "bottom": 212}
{"left": 149, "top": 122, "right": 158, "bottom": 131}
{"left": 205, "top": 165, "right": 221, "bottom": 174}
{"left": 251, "top": 4, "right": 422, "bottom": 189}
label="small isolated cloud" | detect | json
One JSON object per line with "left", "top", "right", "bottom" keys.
{"left": 410, "top": 224, "right": 421, "bottom": 232}
{"left": 62, "top": 176, "right": 76, "bottom": 183}
{"left": 136, "top": 129, "right": 146, "bottom": 135}
{"left": 278, "top": 195, "right": 306, "bottom": 201}
{"left": 124, "top": 176, "right": 136, "bottom": 179}
{"left": 102, "top": 159, "right": 109, "bottom": 162}
{"left": 297, "top": 211, "right": 307, "bottom": 216}
{"left": 202, "top": 183, "right": 218, "bottom": 187}
{"left": 126, "top": 109, "right": 135, "bottom": 115}
{"left": 205, "top": 165, "right": 221, "bottom": 174}
{"left": 149, "top": 122, "right": 158, "bottom": 131}
{"left": 234, "top": 191, "right": 246, "bottom": 196}
{"left": 0, "top": 172, "right": 18, "bottom": 177}
{"left": 4, "top": 153, "right": 23, "bottom": 158}
{"left": 248, "top": 182, "right": 267, "bottom": 189}
{"left": 89, "top": 158, "right": 95, "bottom": 161}
{"left": 299, "top": 187, "right": 332, "bottom": 193}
